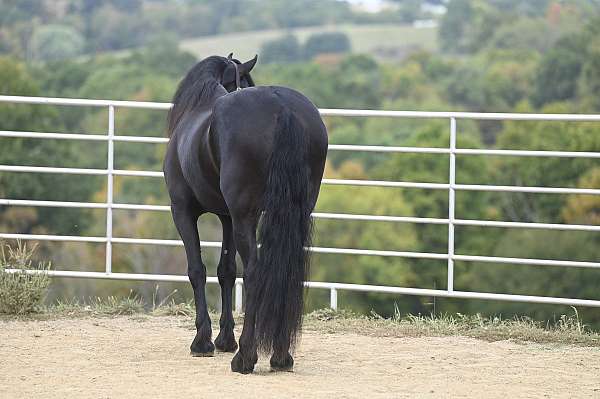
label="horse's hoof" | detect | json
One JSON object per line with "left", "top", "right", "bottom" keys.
{"left": 215, "top": 339, "right": 238, "bottom": 353}
{"left": 270, "top": 353, "right": 294, "bottom": 372}
{"left": 231, "top": 352, "right": 254, "bottom": 374}
{"left": 190, "top": 339, "right": 215, "bottom": 357}
{"left": 215, "top": 331, "right": 238, "bottom": 352}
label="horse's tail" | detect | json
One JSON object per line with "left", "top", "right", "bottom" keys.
{"left": 254, "top": 108, "right": 314, "bottom": 353}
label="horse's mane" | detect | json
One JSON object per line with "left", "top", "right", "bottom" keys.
{"left": 167, "top": 56, "right": 226, "bottom": 137}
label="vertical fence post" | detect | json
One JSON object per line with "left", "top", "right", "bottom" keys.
{"left": 447, "top": 117, "right": 456, "bottom": 292}
{"left": 330, "top": 288, "right": 338, "bottom": 310}
{"left": 105, "top": 105, "right": 115, "bottom": 274}
{"left": 235, "top": 280, "right": 243, "bottom": 313}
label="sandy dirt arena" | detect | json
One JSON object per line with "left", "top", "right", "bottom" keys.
{"left": 1, "top": 316, "right": 599, "bottom": 398}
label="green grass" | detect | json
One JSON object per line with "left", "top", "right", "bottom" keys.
{"left": 179, "top": 23, "right": 438, "bottom": 61}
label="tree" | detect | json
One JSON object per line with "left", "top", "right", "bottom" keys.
{"left": 482, "top": 55, "right": 536, "bottom": 110}
{"left": 440, "top": 0, "right": 507, "bottom": 53}
{"left": 303, "top": 32, "right": 351, "bottom": 60}
{"left": 377, "top": 122, "right": 497, "bottom": 249}
{"left": 369, "top": 121, "right": 500, "bottom": 314}
{"left": 88, "top": 4, "right": 145, "bottom": 51}
{"left": 29, "top": 25, "right": 84, "bottom": 61}
{"left": 458, "top": 228, "right": 600, "bottom": 324}
{"left": 0, "top": 0, "right": 44, "bottom": 26}
{"left": 487, "top": 18, "right": 559, "bottom": 53}
{"left": 444, "top": 65, "right": 487, "bottom": 109}
{"left": 260, "top": 34, "right": 302, "bottom": 64}
{"left": 488, "top": 0, "right": 550, "bottom": 16}
{"left": 533, "top": 34, "right": 586, "bottom": 107}
{"left": 0, "top": 58, "right": 99, "bottom": 234}
{"left": 310, "top": 161, "right": 421, "bottom": 314}
{"left": 562, "top": 167, "right": 600, "bottom": 225}
{"left": 268, "top": 0, "right": 353, "bottom": 29}
{"left": 492, "top": 102, "right": 600, "bottom": 223}
{"left": 578, "top": 19, "right": 600, "bottom": 111}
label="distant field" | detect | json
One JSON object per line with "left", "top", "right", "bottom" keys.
{"left": 179, "top": 24, "right": 438, "bottom": 60}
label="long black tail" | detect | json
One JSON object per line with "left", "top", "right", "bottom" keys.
{"left": 254, "top": 109, "right": 314, "bottom": 353}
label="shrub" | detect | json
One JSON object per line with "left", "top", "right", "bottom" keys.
{"left": 303, "top": 32, "right": 351, "bottom": 60}
{"left": 0, "top": 242, "right": 51, "bottom": 315}
{"left": 260, "top": 34, "right": 303, "bottom": 64}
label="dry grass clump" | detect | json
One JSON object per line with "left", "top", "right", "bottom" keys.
{"left": 53, "top": 290, "right": 145, "bottom": 316}
{"left": 50, "top": 287, "right": 194, "bottom": 318}
{"left": 0, "top": 242, "right": 50, "bottom": 315}
{"left": 304, "top": 305, "right": 600, "bottom": 347}
{"left": 150, "top": 287, "right": 195, "bottom": 317}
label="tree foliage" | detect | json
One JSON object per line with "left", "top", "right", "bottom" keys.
{"left": 0, "top": 58, "right": 98, "bottom": 234}
{"left": 260, "top": 34, "right": 302, "bottom": 64}
{"left": 29, "top": 25, "right": 85, "bottom": 61}
{"left": 261, "top": 31, "right": 351, "bottom": 64}
{"left": 303, "top": 32, "right": 351, "bottom": 59}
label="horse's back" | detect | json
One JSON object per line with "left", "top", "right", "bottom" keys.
{"left": 213, "top": 86, "right": 326, "bottom": 153}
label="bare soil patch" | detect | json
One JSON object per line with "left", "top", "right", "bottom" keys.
{"left": 1, "top": 316, "right": 599, "bottom": 398}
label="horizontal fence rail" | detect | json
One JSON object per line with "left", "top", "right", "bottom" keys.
{"left": 1, "top": 95, "right": 600, "bottom": 310}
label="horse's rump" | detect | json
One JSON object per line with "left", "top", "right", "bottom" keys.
{"left": 214, "top": 86, "right": 327, "bottom": 191}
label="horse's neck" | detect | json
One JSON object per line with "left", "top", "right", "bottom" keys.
{"left": 175, "top": 77, "right": 226, "bottom": 146}
{"left": 175, "top": 77, "right": 226, "bottom": 135}
{"left": 199, "top": 76, "right": 228, "bottom": 104}
{"left": 174, "top": 93, "right": 221, "bottom": 193}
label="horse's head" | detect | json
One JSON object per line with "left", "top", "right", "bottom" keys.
{"left": 221, "top": 53, "right": 258, "bottom": 92}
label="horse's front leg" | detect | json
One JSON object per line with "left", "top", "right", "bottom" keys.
{"left": 230, "top": 215, "right": 259, "bottom": 374}
{"left": 214, "top": 214, "right": 238, "bottom": 352}
{"left": 172, "top": 205, "right": 214, "bottom": 357}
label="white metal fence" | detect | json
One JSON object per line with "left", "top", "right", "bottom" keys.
{"left": 1, "top": 95, "right": 600, "bottom": 311}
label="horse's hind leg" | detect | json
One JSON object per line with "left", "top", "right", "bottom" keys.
{"left": 171, "top": 204, "right": 215, "bottom": 357}
{"left": 214, "top": 214, "right": 238, "bottom": 352}
{"left": 230, "top": 213, "right": 259, "bottom": 374}
{"left": 270, "top": 338, "right": 294, "bottom": 372}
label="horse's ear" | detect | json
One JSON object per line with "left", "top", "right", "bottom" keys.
{"left": 240, "top": 55, "right": 258, "bottom": 74}
{"left": 227, "top": 53, "right": 233, "bottom": 60}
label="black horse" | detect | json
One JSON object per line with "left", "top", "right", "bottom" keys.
{"left": 163, "top": 54, "right": 328, "bottom": 374}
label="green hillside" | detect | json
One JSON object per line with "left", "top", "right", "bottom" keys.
{"left": 179, "top": 24, "right": 438, "bottom": 61}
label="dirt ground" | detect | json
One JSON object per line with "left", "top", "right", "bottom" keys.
{"left": 1, "top": 316, "right": 599, "bottom": 399}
